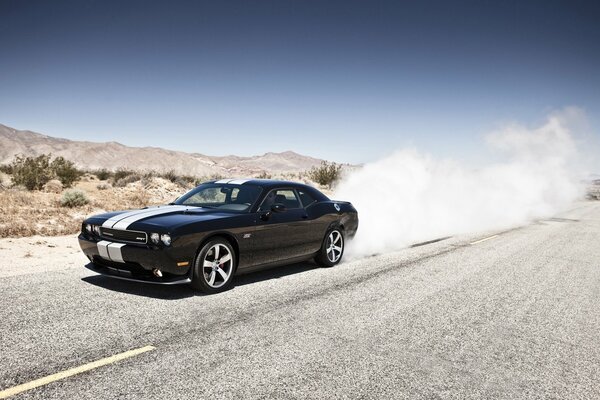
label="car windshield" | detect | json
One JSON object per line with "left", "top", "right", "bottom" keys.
{"left": 173, "top": 184, "right": 262, "bottom": 211}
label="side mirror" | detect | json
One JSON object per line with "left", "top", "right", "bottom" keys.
{"left": 271, "top": 203, "right": 287, "bottom": 213}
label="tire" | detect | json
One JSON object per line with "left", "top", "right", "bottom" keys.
{"left": 314, "top": 228, "right": 345, "bottom": 267}
{"left": 190, "top": 238, "right": 236, "bottom": 294}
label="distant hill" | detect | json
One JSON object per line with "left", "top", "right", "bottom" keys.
{"left": 0, "top": 124, "right": 325, "bottom": 177}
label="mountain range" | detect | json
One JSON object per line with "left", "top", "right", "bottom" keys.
{"left": 0, "top": 124, "right": 325, "bottom": 177}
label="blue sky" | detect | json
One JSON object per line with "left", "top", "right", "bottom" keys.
{"left": 1, "top": 0, "right": 599, "bottom": 163}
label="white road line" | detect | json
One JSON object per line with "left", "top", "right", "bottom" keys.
{"left": 0, "top": 345, "right": 156, "bottom": 399}
{"left": 470, "top": 235, "right": 499, "bottom": 245}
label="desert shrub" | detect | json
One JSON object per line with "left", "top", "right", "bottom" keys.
{"left": 128, "top": 187, "right": 150, "bottom": 207}
{"left": 50, "top": 156, "right": 82, "bottom": 187}
{"left": 193, "top": 178, "right": 206, "bottom": 186}
{"left": 307, "top": 161, "right": 343, "bottom": 188}
{"left": 94, "top": 169, "right": 113, "bottom": 180}
{"left": 114, "top": 173, "right": 141, "bottom": 187}
{"left": 96, "top": 182, "right": 111, "bottom": 190}
{"left": 113, "top": 168, "right": 136, "bottom": 182}
{"left": 7, "top": 154, "right": 84, "bottom": 190}
{"left": 9, "top": 154, "right": 54, "bottom": 190}
{"left": 173, "top": 175, "right": 195, "bottom": 188}
{"left": 0, "top": 164, "right": 12, "bottom": 174}
{"left": 256, "top": 171, "right": 271, "bottom": 179}
{"left": 161, "top": 170, "right": 178, "bottom": 183}
{"left": 60, "top": 189, "right": 89, "bottom": 207}
{"left": 44, "top": 179, "right": 63, "bottom": 194}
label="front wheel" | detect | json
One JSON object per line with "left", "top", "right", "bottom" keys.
{"left": 315, "top": 228, "right": 345, "bottom": 267}
{"left": 190, "top": 238, "right": 236, "bottom": 294}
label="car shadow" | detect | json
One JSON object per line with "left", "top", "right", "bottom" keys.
{"left": 81, "top": 275, "right": 197, "bottom": 300}
{"left": 81, "top": 260, "right": 319, "bottom": 299}
{"left": 233, "top": 261, "right": 318, "bottom": 287}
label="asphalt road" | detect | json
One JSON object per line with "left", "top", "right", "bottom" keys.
{"left": 1, "top": 202, "right": 599, "bottom": 399}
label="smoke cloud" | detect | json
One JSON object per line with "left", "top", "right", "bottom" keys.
{"left": 335, "top": 108, "right": 588, "bottom": 257}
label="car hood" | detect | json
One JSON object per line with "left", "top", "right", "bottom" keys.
{"left": 86, "top": 205, "right": 237, "bottom": 232}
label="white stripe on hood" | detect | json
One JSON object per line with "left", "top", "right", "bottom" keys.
{"left": 102, "top": 205, "right": 191, "bottom": 230}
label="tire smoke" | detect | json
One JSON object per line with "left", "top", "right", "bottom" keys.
{"left": 335, "top": 108, "right": 589, "bottom": 257}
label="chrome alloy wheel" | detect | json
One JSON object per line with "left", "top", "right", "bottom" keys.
{"left": 202, "top": 243, "right": 233, "bottom": 288}
{"left": 326, "top": 230, "right": 343, "bottom": 263}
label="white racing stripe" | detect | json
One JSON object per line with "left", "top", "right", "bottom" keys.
{"left": 104, "top": 205, "right": 189, "bottom": 230}
{"left": 97, "top": 241, "right": 127, "bottom": 263}
{"left": 102, "top": 206, "right": 161, "bottom": 228}
{"left": 215, "top": 179, "right": 234, "bottom": 184}
{"left": 97, "top": 241, "right": 111, "bottom": 259}
{"left": 107, "top": 243, "right": 126, "bottom": 263}
{"left": 228, "top": 179, "right": 249, "bottom": 185}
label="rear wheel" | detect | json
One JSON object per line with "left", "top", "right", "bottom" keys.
{"left": 190, "top": 238, "right": 236, "bottom": 294}
{"left": 315, "top": 228, "right": 345, "bottom": 267}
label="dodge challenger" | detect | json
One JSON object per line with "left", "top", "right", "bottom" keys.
{"left": 78, "top": 179, "right": 358, "bottom": 293}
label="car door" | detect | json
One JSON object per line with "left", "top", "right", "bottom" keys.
{"left": 250, "top": 188, "right": 312, "bottom": 266}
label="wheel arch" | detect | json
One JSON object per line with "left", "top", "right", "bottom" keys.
{"left": 194, "top": 232, "right": 241, "bottom": 270}
{"left": 327, "top": 220, "right": 346, "bottom": 233}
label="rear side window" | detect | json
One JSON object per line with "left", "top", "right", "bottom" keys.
{"left": 259, "top": 189, "right": 301, "bottom": 210}
{"left": 298, "top": 190, "right": 317, "bottom": 208}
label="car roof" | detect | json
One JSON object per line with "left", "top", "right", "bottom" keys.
{"left": 204, "top": 178, "right": 329, "bottom": 200}
{"left": 206, "top": 178, "right": 305, "bottom": 188}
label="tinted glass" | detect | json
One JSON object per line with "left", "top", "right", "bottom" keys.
{"left": 175, "top": 184, "right": 261, "bottom": 211}
{"left": 259, "top": 189, "right": 301, "bottom": 210}
{"left": 298, "top": 190, "right": 317, "bottom": 207}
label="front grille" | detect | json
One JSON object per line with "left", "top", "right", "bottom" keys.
{"left": 99, "top": 227, "right": 147, "bottom": 244}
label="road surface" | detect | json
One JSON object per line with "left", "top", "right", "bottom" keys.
{"left": 1, "top": 201, "right": 599, "bottom": 399}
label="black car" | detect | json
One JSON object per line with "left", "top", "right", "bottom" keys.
{"left": 79, "top": 179, "right": 358, "bottom": 293}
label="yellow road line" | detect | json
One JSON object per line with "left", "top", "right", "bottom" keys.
{"left": 0, "top": 345, "right": 155, "bottom": 399}
{"left": 470, "top": 234, "right": 499, "bottom": 245}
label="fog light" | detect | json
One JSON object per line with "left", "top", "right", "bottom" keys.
{"left": 150, "top": 233, "right": 160, "bottom": 244}
{"left": 161, "top": 234, "right": 171, "bottom": 246}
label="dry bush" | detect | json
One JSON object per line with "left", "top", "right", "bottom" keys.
{"left": 127, "top": 187, "right": 150, "bottom": 208}
{"left": 44, "top": 179, "right": 63, "bottom": 194}
{"left": 6, "top": 154, "right": 83, "bottom": 190}
{"left": 50, "top": 156, "right": 82, "bottom": 187}
{"left": 0, "top": 172, "right": 11, "bottom": 189}
{"left": 113, "top": 168, "right": 136, "bottom": 183}
{"left": 161, "top": 170, "right": 178, "bottom": 183}
{"left": 96, "top": 182, "right": 111, "bottom": 190}
{"left": 60, "top": 189, "right": 89, "bottom": 207}
{"left": 307, "top": 161, "right": 342, "bottom": 188}
{"left": 114, "top": 173, "right": 142, "bottom": 187}
{"left": 93, "top": 169, "right": 113, "bottom": 180}
{"left": 9, "top": 154, "right": 54, "bottom": 190}
{"left": 256, "top": 171, "right": 271, "bottom": 179}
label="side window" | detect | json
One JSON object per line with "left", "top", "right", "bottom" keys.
{"left": 298, "top": 190, "right": 317, "bottom": 208}
{"left": 259, "top": 189, "right": 301, "bottom": 210}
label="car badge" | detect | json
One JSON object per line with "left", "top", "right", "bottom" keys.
{"left": 334, "top": 203, "right": 341, "bottom": 212}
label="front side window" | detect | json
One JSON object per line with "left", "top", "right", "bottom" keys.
{"left": 259, "top": 189, "right": 301, "bottom": 211}
{"left": 175, "top": 184, "right": 261, "bottom": 211}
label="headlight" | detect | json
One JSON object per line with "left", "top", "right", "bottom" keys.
{"left": 93, "top": 225, "right": 101, "bottom": 235}
{"left": 161, "top": 234, "right": 171, "bottom": 246}
{"left": 85, "top": 224, "right": 92, "bottom": 233}
{"left": 150, "top": 233, "right": 160, "bottom": 245}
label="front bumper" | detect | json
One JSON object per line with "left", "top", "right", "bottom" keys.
{"left": 78, "top": 234, "right": 193, "bottom": 285}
